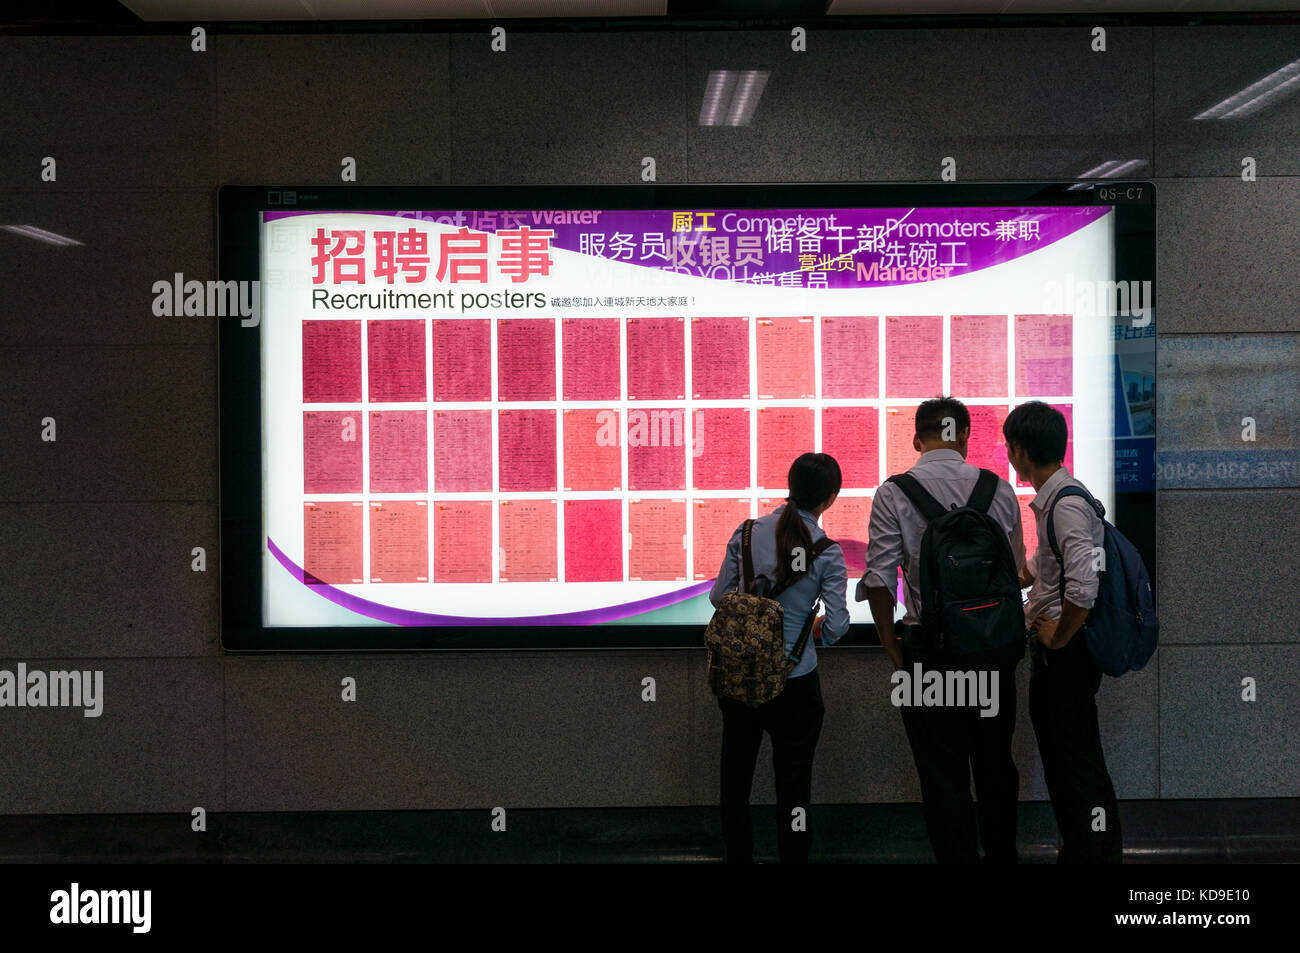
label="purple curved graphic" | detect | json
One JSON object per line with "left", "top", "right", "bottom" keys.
{"left": 268, "top": 537, "right": 713, "bottom": 626}
{"left": 837, "top": 538, "right": 867, "bottom": 575}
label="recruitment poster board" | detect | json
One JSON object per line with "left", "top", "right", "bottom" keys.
{"left": 219, "top": 184, "right": 1155, "bottom": 650}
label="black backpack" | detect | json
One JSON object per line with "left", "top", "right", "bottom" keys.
{"left": 886, "top": 468, "right": 1026, "bottom": 669}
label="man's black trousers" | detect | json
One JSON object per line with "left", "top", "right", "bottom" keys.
{"left": 1029, "top": 632, "right": 1123, "bottom": 863}
{"left": 899, "top": 642, "right": 1021, "bottom": 864}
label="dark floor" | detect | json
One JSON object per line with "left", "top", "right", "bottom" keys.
{"left": 1, "top": 800, "right": 1297, "bottom": 863}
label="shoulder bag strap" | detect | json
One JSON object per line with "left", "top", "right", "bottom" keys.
{"left": 784, "top": 536, "right": 837, "bottom": 666}
{"left": 739, "top": 519, "right": 757, "bottom": 595}
{"left": 966, "top": 468, "right": 1000, "bottom": 514}
{"left": 886, "top": 472, "right": 947, "bottom": 522}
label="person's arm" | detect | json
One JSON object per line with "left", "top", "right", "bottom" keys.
{"left": 996, "top": 483, "right": 1035, "bottom": 588}
{"left": 1031, "top": 599, "right": 1090, "bottom": 649}
{"left": 1020, "top": 557, "right": 1037, "bottom": 590}
{"left": 865, "top": 586, "right": 903, "bottom": 670}
{"left": 1004, "top": 485, "right": 1028, "bottom": 585}
{"left": 857, "top": 487, "right": 904, "bottom": 669}
{"left": 709, "top": 524, "right": 744, "bottom": 608}
{"left": 1033, "top": 498, "right": 1101, "bottom": 649}
{"left": 813, "top": 543, "right": 851, "bottom": 647}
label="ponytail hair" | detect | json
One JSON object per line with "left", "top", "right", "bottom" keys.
{"left": 772, "top": 452, "right": 842, "bottom": 592}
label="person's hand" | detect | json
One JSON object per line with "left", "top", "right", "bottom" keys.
{"left": 1032, "top": 615, "right": 1060, "bottom": 648}
{"left": 880, "top": 630, "right": 903, "bottom": 671}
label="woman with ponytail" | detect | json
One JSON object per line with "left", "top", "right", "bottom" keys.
{"left": 708, "top": 452, "right": 850, "bottom": 863}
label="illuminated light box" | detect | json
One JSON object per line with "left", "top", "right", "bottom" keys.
{"left": 219, "top": 184, "right": 1155, "bottom": 650}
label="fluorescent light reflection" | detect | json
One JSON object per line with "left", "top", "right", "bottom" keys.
{"left": 700, "top": 70, "right": 770, "bottom": 126}
{"left": 1, "top": 225, "right": 84, "bottom": 246}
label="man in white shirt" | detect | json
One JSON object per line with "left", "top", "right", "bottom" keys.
{"left": 1004, "top": 400, "right": 1122, "bottom": 864}
{"left": 858, "top": 397, "right": 1027, "bottom": 864}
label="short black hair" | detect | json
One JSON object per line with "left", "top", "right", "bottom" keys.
{"left": 915, "top": 396, "right": 970, "bottom": 441}
{"left": 1002, "top": 401, "right": 1068, "bottom": 466}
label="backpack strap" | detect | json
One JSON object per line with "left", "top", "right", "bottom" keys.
{"left": 886, "top": 472, "right": 947, "bottom": 522}
{"left": 768, "top": 535, "right": 836, "bottom": 600}
{"left": 785, "top": 536, "right": 837, "bottom": 666}
{"left": 966, "top": 468, "right": 999, "bottom": 515}
{"left": 788, "top": 595, "right": 824, "bottom": 668}
{"left": 739, "top": 519, "right": 757, "bottom": 595}
{"left": 1045, "top": 485, "right": 1102, "bottom": 562}
{"left": 1045, "top": 484, "right": 1103, "bottom": 604}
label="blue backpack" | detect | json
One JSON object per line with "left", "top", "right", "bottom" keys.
{"left": 1045, "top": 485, "right": 1158, "bottom": 676}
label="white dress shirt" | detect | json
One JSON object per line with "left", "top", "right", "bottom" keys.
{"left": 1025, "top": 466, "right": 1104, "bottom": 622}
{"left": 856, "top": 448, "right": 1026, "bottom": 625}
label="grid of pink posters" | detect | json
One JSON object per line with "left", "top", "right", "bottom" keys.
{"left": 297, "top": 313, "right": 1072, "bottom": 585}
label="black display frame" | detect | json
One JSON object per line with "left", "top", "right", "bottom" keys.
{"left": 219, "top": 182, "right": 1155, "bottom": 652}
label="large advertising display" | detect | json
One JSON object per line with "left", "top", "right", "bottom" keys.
{"left": 219, "top": 185, "right": 1155, "bottom": 649}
